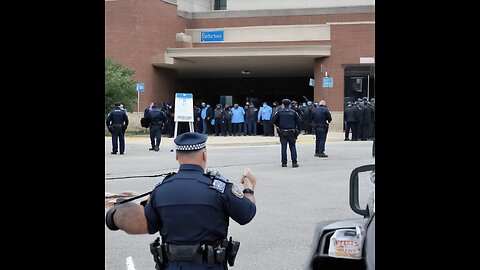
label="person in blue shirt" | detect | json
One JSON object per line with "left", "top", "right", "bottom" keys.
{"left": 230, "top": 103, "right": 245, "bottom": 136}
{"left": 257, "top": 102, "right": 273, "bottom": 136}
{"left": 200, "top": 102, "right": 208, "bottom": 134}
{"left": 106, "top": 132, "right": 257, "bottom": 269}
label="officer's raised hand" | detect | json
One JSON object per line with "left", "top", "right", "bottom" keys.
{"left": 241, "top": 168, "right": 257, "bottom": 204}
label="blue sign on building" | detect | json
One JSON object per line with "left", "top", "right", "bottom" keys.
{"left": 323, "top": 77, "right": 333, "bottom": 88}
{"left": 136, "top": 83, "right": 144, "bottom": 92}
{"left": 201, "top": 30, "right": 224, "bottom": 43}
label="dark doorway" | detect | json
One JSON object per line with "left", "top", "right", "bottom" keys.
{"left": 344, "top": 65, "right": 375, "bottom": 105}
{"left": 177, "top": 77, "right": 315, "bottom": 107}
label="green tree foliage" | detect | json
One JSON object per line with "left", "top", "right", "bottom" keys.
{"left": 105, "top": 57, "right": 137, "bottom": 116}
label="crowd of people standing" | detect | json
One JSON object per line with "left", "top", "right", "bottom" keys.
{"left": 139, "top": 97, "right": 374, "bottom": 141}
{"left": 191, "top": 98, "right": 328, "bottom": 137}
{"left": 344, "top": 97, "right": 375, "bottom": 141}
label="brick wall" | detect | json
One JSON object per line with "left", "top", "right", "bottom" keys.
{"left": 190, "top": 13, "right": 375, "bottom": 28}
{"left": 188, "top": 13, "right": 374, "bottom": 113}
{"left": 106, "top": 2, "right": 374, "bottom": 129}
{"left": 314, "top": 24, "right": 375, "bottom": 112}
{"left": 105, "top": 0, "right": 190, "bottom": 110}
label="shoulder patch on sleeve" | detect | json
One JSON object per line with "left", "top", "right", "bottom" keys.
{"left": 231, "top": 184, "right": 244, "bottom": 199}
{"left": 210, "top": 179, "right": 226, "bottom": 193}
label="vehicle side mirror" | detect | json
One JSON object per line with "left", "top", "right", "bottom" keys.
{"left": 349, "top": 164, "right": 375, "bottom": 217}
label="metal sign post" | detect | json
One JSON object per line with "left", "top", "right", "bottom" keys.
{"left": 136, "top": 83, "right": 145, "bottom": 112}
{"left": 323, "top": 76, "right": 333, "bottom": 101}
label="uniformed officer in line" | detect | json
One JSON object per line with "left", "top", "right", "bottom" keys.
{"left": 344, "top": 101, "right": 357, "bottom": 141}
{"left": 105, "top": 132, "right": 257, "bottom": 270}
{"left": 106, "top": 101, "right": 129, "bottom": 155}
{"left": 271, "top": 99, "right": 301, "bottom": 168}
{"left": 164, "top": 102, "right": 175, "bottom": 138}
{"left": 311, "top": 100, "right": 332, "bottom": 157}
{"left": 147, "top": 103, "right": 167, "bottom": 151}
{"left": 144, "top": 102, "right": 155, "bottom": 119}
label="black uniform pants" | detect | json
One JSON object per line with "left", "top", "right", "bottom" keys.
{"left": 195, "top": 117, "right": 202, "bottom": 133}
{"left": 262, "top": 120, "right": 272, "bottom": 136}
{"left": 150, "top": 124, "right": 162, "bottom": 148}
{"left": 167, "top": 117, "right": 174, "bottom": 137}
{"left": 356, "top": 122, "right": 363, "bottom": 140}
{"left": 111, "top": 127, "right": 125, "bottom": 154}
{"left": 222, "top": 119, "right": 232, "bottom": 136}
{"left": 232, "top": 123, "right": 243, "bottom": 136}
{"left": 315, "top": 126, "right": 328, "bottom": 154}
{"left": 371, "top": 122, "right": 375, "bottom": 139}
{"left": 345, "top": 121, "right": 357, "bottom": 140}
{"left": 214, "top": 117, "right": 223, "bottom": 135}
{"left": 244, "top": 118, "right": 257, "bottom": 135}
{"left": 362, "top": 122, "right": 372, "bottom": 140}
{"left": 279, "top": 134, "right": 297, "bottom": 164}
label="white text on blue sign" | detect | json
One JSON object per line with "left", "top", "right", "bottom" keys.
{"left": 323, "top": 77, "right": 333, "bottom": 88}
{"left": 201, "top": 30, "right": 224, "bottom": 43}
{"left": 136, "top": 83, "right": 145, "bottom": 92}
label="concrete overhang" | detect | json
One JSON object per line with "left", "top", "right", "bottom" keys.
{"left": 151, "top": 45, "right": 330, "bottom": 79}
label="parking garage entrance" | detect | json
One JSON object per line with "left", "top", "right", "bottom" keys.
{"left": 177, "top": 76, "right": 315, "bottom": 107}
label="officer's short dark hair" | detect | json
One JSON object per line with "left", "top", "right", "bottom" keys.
{"left": 114, "top": 102, "right": 121, "bottom": 107}
{"left": 282, "top": 99, "right": 291, "bottom": 106}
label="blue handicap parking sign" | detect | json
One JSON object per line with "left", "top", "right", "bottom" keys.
{"left": 323, "top": 77, "right": 333, "bottom": 88}
{"left": 136, "top": 83, "right": 145, "bottom": 92}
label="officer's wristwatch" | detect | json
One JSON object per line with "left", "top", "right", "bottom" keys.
{"left": 243, "top": 188, "right": 254, "bottom": 195}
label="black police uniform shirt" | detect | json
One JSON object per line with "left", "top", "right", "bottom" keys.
{"left": 311, "top": 105, "right": 332, "bottom": 126}
{"left": 144, "top": 164, "right": 256, "bottom": 244}
{"left": 272, "top": 108, "right": 300, "bottom": 129}
{"left": 147, "top": 108, "right": 167, "bottom": 124}
{"left": 106, "top": 108, "right": 129, "bottom": 126}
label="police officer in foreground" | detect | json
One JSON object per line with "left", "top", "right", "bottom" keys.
{"left": 147, "top": 103, "right": 167, "bottom": 151}
{"left": 311, "top": 100, "right": 332, "bottom": 157}
{"left": 271, "top": 99, "right": 301, "bottom": 168}
{"left": 106, "top": 132, "right": 257, "bottom": 269}
{"left": 106, "top": 101, "right": 129, "bottom": 155}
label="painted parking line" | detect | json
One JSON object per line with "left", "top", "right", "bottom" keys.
{"left": 126, "top": 256, "right": 136, "bottom": 270}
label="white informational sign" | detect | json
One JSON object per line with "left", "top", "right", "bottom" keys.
{"left": 174, "top": 93, "right": 194, "bottom": 122}
{"left": 360, "top": 57, "right": 375, "bottom": 64}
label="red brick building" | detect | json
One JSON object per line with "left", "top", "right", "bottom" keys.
{"left": 105, "top": 0, "right": 375, "bottom": 130}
